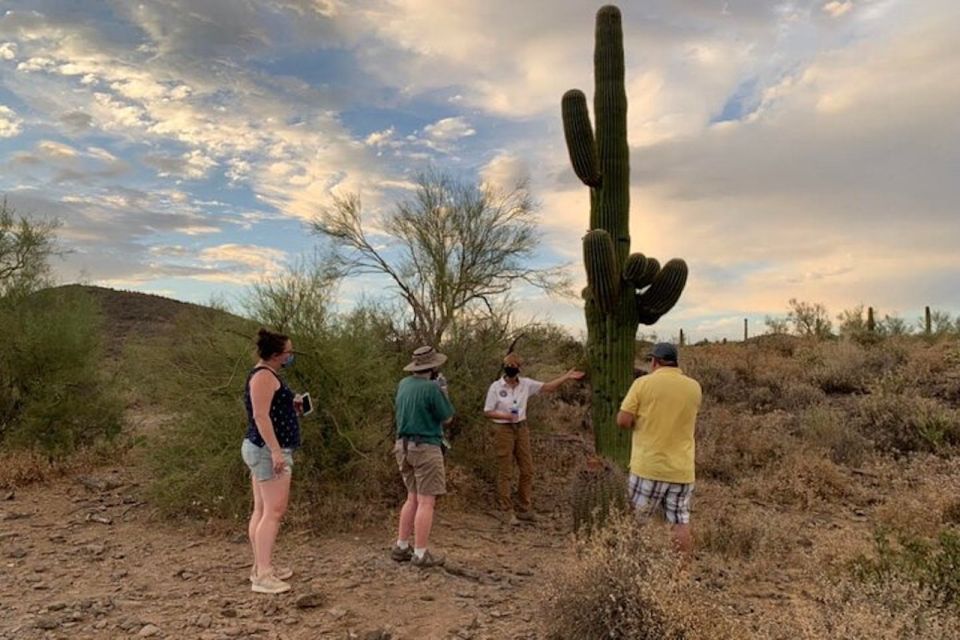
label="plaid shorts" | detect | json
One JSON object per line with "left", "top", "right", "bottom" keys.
{"left": 627, "top": 474, "right": 694, "bottom": 524}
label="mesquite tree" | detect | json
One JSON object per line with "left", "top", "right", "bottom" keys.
{"left": 562, "top": 5, "right": 688, "bottom": 467}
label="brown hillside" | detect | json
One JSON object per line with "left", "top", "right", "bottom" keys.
{"left": 53, "top": 284, "right": 247, "bottom": 352}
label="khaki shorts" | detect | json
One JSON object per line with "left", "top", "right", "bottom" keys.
{"left": 394, "top": 439, "right": 446, "bottom": 496}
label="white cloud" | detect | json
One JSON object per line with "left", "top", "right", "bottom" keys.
{"left": 364, "top": 126, "right": 395, "bottom": 147}
{"left": 0, "top": 42, "right": 16, "bottom": 60}
{"left": 480, "top": 153, "right": 528, "bottom": 191}
{"left": 423, "top": 116, "right": 475, "bottom": 141}
{"left": 823, "top": 2, "right": 854, "bottom": 18}
{"left": 195, "top": 244, "right": 288, "bottom": 283}
{"left": 0, "top": 105, "right": 23, "bottom": 137}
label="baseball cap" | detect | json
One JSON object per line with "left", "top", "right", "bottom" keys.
{"left": 646, "top": 342, "right": 678, "bottom": 363}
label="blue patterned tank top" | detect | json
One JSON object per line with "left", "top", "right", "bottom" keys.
{"left": 244, "top": 366, "right": 301, "bottom": 449}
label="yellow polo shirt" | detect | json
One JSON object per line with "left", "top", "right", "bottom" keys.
{"left": 620, "top": 367, "right": 702, "bottom": 484}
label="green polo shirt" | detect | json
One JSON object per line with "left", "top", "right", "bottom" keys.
{"left": 395, "top": 376, "right": 454, "bottom": 446}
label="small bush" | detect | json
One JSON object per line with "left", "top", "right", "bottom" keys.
{"left": 542, "top": 514, "right": 732, "bottom": 639}
{"left": 699, "top": 510, "right": 766, "bottom": 559}
{"left": 798, "top": 406, "right": 870, "bottom": 466}
{"left": 943, "top": 500, "right": 960, "bottom": 526}
{"left": 696, "top": 408, "right": 789, "bottom": 482}
{"left": 857, "top": 393, "right": 960, "bottom": 454}
{"left": 745, "top": 451, "right": 855, "bottom": 508}
{"left": 808, "top": 342, "right": 869, "bottom": 394}
{"left": 0, "top": 287, "right": 123, "bottom": 456}
{"left": 852, "top": 528, "right": 960, "bottom": 609}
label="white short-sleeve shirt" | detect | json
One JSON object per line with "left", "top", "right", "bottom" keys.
{"left": 484, "top": 376, "right": 544, "bottom": 423}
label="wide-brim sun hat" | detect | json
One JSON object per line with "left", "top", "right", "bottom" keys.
{"left": 403, "top": 345, "right": 448, "bottom": 372}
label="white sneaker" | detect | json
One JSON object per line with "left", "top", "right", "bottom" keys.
{"left": 251, "top": 572, "right": 291, "bottom": 594}
{"left": 250, "top": 566, "right": 293, "bottom": 582}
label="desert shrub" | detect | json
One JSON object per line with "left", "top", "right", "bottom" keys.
{"left": 857, "top": 393, "right": 960, "bottom": 454}
{"left": 943, "top": 500, "right": 960, "bottom": 526}
{"left": 875, "top": 491, "right": 951, "bottom": 540}
{"left": 134, "top": 286, "right": 585, "bottom": 523}
{"left": 685, "top": 351, "right": 743, "bottom": 404}
{"left": 777, "top": 381, "right": 826, "bottom": 411}
{"left": 852, "top": 528, "right": 960, "bottom": 609}
{"left": 135, "top": 304, "right": 407, "bottom": 525}
{"left": 542, "top": 514, "right": 732, "bottom": 639}
{"left": 0, "top": 287, "right": 123, "bottom": 455}
{"left": 745, "top": 450, "right": 855, "bottom": 508}
{"left": 807, "top": 341, "right": 870, "bottom": 394}
{"left": 699, "top": 509, "right": 766, "bottom": 559}
{"left": 798, "top": 406, "right": 870, "bottom": 466}
{"left": 806, "top": 574, "right": 960, "bottom": 639}
{"left": 696, "top": 408, "right": 789, "bottom": 482}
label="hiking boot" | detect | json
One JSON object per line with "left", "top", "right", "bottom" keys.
{"left": 251, "top": 572, "right": 291, "bottom": 594}
{"left": 390, "top": 544, "right": 414, "bottom": 563}
{"left": 411, "top": 550, "right": 445, "bottom": 568}
{"left": 516, "top": 510, "right": 538, "bottom": 523}
{"left": 250, "top": 566, "right": 293, "bottom": 582}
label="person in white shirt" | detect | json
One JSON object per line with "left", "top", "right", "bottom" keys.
{"left": 483, "top": 353, "right": 585, "bottom": 525}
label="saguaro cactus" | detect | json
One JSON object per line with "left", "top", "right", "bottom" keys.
{"left": 562, "top": 5, "right": 688, "bottom": 468}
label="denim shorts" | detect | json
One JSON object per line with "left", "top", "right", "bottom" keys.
{"left": 241, "top": 439, "right": 294, "bottom": 482}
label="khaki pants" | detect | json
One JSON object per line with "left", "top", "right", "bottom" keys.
{"left": 493, "top": 423, "right": 533, "bottom": 513}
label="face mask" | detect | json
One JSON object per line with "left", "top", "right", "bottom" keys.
{"left": 281, "top": 353, "right": 295, "bottom": 368}
{"left": 504, "top": 366, "right": 520, "bottom": 378}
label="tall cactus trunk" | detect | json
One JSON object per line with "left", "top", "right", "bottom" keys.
{"left": 586, "top": 295, "right": 637, "bottom": 466}
{"left": 563, "top": 5, "right": 688, "bottom": 471}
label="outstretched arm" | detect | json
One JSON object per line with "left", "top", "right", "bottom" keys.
{"left": 541, "top": 369, "right": 585, "bottom": 393}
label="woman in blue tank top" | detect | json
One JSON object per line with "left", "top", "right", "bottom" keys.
{"left": 241, "top": 328, "right": 302, "bottom": 594}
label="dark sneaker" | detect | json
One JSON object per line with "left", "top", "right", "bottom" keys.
{"left": 391, "top": 544, "right": 414, "bottom": 562}
{"left": 516, "top": 511, "right": 538, "bottom": 523}
{"left": 411, "top": 550, "right": 445, "bottom": 568}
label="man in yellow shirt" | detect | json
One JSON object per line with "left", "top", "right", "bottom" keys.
{"left": 616, "top": 342, "right": 702, "bottom": 556}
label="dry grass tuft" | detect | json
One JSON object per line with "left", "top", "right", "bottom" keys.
{"left": 543, "top": 513, "right": 734, "bottom": 640}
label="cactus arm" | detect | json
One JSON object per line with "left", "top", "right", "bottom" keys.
{"left": 583, "top": 229, "right": 621, "bottom": 314}
{"left": 562, "top": 90, "right": 601, "bottom": 188}
{"left": 623, "top": 253, "right": 660, "bottom": 289}
{"left": 636, "top": 258, "right": 687, "bottom": 320}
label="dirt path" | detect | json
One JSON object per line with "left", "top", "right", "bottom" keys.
{"left": 1, "top": 465, "right": 565, "bottom": 640}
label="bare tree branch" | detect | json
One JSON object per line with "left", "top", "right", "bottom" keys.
{"left": 311, "top": 171, "right": 570, "bottom": 344}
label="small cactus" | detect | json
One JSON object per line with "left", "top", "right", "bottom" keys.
{"left": 571, "top": 457, "right": 629, "bottom": 537}
{"left": 867, "top": 306, "right": 876, "bottom": 333}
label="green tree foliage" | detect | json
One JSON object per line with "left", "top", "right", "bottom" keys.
{"left": 0, "top": 200, "right": 57, "bottom": 297}
{"left": 787, "top": 298, "right": 833, "bottom": 338}
{"left": 0, "top": 203, "right": 122, "bottom": 455}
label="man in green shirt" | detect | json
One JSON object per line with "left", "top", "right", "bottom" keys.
{"left": 391, "top": 346, "right": 455, "bottom": 568}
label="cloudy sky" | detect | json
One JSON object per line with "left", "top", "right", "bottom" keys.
{"left": 1, "top": 0, "right": 957, "bottom": 340}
